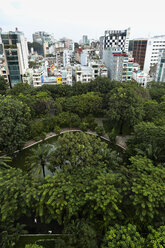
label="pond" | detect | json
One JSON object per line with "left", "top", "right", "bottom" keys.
{"left": 12, "top": 135, "right": 58, "bottom": 172}
{"left": 11, "top": 131, "right": 124, "bottom": 173}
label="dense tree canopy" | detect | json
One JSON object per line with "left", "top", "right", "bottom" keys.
{"left": 127, "top": 122, "right": 165, "bottom": 163}
{"left": 102, "top": 224, "right": 145, "bottom": 248}
{"left": 49, "top": 132, "right": 109, "bottom": 171}
{"left": 0, "top": 168, "right": 32, "bottom": 222}
{"left": 0, "top": 78, "right": 165, "bottom": 247}
{"left": 106, "top": 84, "right": 145, "bottom": 133}
{"left": 54, "top": 92, "right": 102, "bottom": 117}
{"left": 0, "top": 76, "right": 8, "bottom": 95}
{"left": 146, "top": 226, "right": 165, "bottom": 248}
{"left": 0, "top": 95, "right": 31, "bottom": 154}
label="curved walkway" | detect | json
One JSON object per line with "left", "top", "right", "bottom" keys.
{"left": 14, "top": 128, "right": 127, "bottom": 153}
{"left": 22, "top": 128, "right": 111, "bottom": 150}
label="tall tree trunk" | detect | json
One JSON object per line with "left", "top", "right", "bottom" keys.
{"left": 42, "top": 164, "right": 46, "bottom": 178}
{"left": 119, "top": 121, "right": 123, "bottom": 135}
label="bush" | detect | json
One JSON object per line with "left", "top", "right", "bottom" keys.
{"left": 54, "top": 112, "right": 81, "bottom": 128}
{"left": 40, "top": 132, "right": 46, "bottom": 140}
{"left": 146, "top": 226, "right": 165, "bottom": 247}
{"left": 69, "top": 113, "right": 81, "bottom": 128}
{"left": 80, "top": 122, "right": 88, "bottom": 131}
{"left": 34, "top": 136, "right": 42, "bottom": 142}
{"left": 41, "top": 116, "right": 56, "bottom": 132}
{"left": 26, "top": 244, "right": 43, "bottom": 248}
{"left": 63, "top": 220, "right": 98, "bottom": 248}
{"left": 102, "top": 224, "right": 145, "bottom": 248}
{"left": 36, "top": 238, "right": 65, "bottom": 248}
{"left": 95, "top": 126, "right": 105, "bottom": 136}
{"left": 54, "top": 112, "right": 70, "bottom": 128}
{"left": 83, "top": 114, "right": 97, "bottom": 130}
{"left": 108, "top": 128, "right": 117, "bottom": 143}
{"left": 54, "top": 126, "right": 61, "bottom": 135}
{"left": 29, "top": 120, "right": 44, "bottom": 139}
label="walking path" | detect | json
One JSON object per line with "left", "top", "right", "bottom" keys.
{"left": 14, "top": 117, "right": 129, "bottom": 153}
{"left": 14, "top": 126, "right": 128, "bottom": 154}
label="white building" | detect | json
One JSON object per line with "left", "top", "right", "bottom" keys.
{"left": 80, "top": 51, "right": 88, "bottom": 66}
{"left": 73, "top": 63, "right": 108, "bottom": 83}
{"left": 74, "top": 65, "right": 93, "bottom": 83}
{"left": 132, "top": 71, "right": 150, "bottom": 88}
{"left": 32, "top": 69, "right": 44, "bottom": 87}
{"left": 155, "top": 49, "right": 165, "bottom": 82}
{"left": 0, "top": 65, "right": 9, "bottom": 83}
{"left": 61, "top": 66, "right": 73, "bottom": 85}
{"left": 89, "top": 61, "right": 108, "bottom": 79}
{"left": 143, "top": 36, "right": 165, "bottom": 74}
{"left": 22, "top": 68, "right": 33, "bottom": 85}
{"left": 133, "top": 62, "right": 140, "bottom": 72}
{"left": 63, "top": 50, "right": 72, "bottom": 67}
{"left": 100, "top": 65, "right": 108, "bottom": 77}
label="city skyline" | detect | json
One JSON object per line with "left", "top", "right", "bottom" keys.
{"left": 0, "top": 0, "right": 165, "bottom": 42}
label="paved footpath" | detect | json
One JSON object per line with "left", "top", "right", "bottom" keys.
{"left": 15, "top": 127, "right": 128, "bottom": 153}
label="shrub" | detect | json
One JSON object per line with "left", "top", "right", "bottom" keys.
{"left": 95, "top": 126, "right": 105, "bottom": 136}
{"left": 36, "top": 238, "right": 65, "bottom": 248}
{"left": 80, "top": 122, "right": 88, "bottom": 132}
{"left": 54, "top": 126, "right": 61, "bottom": 135}
{"left": 26, "top": 244, "right": 43, "bottom": 248}
{"left": 40, "top": 132, "right": 46, "bottom": 141}
{"left": 29, "top": 120, "right": 44, "bottom": 139}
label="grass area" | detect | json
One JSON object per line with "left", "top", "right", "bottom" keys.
{"left": 16, "top": 234, "right": 64, "bottom": 248}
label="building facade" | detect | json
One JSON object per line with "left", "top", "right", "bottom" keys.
{"left": 103, "top": 28, "right": 130, "bottom": 53}
{"left": 132, "top": 71, "right": 148, "bottom": 87}
{"left": 143, "top": 36, "right": 165, "bottom": 74}
{"left": 33, "top": 31, "right": 54, "bottom": 45}
{"left": 103, "top": 48, "right": 133, "bottom": 81}
{"left": 1, "top": 30, "right": 29, "bottom": 87}
{"left": 155, "top": 49, "right": 165, "bottom": 82}
{"left": 99, "top": 36, "right": 104, "bottom": 59}
{"left": 132, "top": 39, "right": 147, "bottom": 70}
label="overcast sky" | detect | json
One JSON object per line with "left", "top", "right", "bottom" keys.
{"left": 0, "top": 0, "right": 165, "bottom": 42}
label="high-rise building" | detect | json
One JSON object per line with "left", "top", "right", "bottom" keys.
{"left": 0, "top": 30, "right": 3, "bottom": 56}
{"left": 132, "top": 39, "right": 148, "bottom": 70}
{"left": 155, "top": 49, "right": 165, "bottom": 82}
{"left": 33, "top": 31, "right": 54, "bottom": 45}
{"left": 103, "top": 28, "right": 130, "bottom": 53}
{"left": 103, "top": 48, "right": 133, "bottom": 81}
{"left": 1, "top": 30, "right": 29, "bottom": 87}
{"left": 63, "top": 50, "right": 72, "bottom": 67}
{"left": 99, "top": 36, "right": 104, "bottom": 59}
{"left": 81, "top": 35, "right": 89, "bottom": 46}
{"left": 80, "top": 51, "right": 88, "bottom": 66}
{"left": 143, "top": 36, "right": 165, "bottom": 74}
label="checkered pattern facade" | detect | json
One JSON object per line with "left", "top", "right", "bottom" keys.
{"left": 104, "top": 29, "right": 129, "bottom": 53}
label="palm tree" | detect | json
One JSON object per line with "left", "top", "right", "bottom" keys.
{"left": 26, "top": 144, "right": 56, "bottom": 178}
{"left": 135, "top": 143, "right": 164, "bottom": 163}
{"left": 0, "top": 152, "right": 12, "bottom": 169}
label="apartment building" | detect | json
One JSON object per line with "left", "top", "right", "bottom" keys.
{"left": 1, "top": 30, "right": 29, "bottom": 87}
{"left": 133, "top": 36, "right": 165, "bottom": 74}
{"left": 103, "top": 48, "right": 133, "bottom": 81}
{"left": 155, "top": 49, "right": 165, "bottom": 82}
{"left": 132, "top": 39, "right": 147, "bottom": 70}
